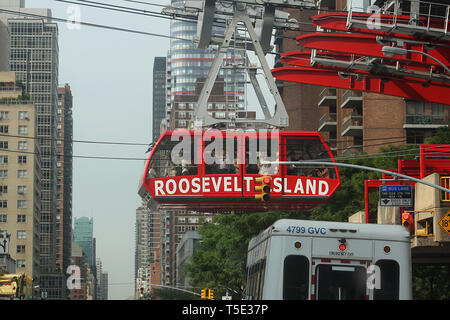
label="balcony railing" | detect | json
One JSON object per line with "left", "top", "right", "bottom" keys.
{"left": 404, "top": 115, "right": 448, "bottom": 128}
{"left": 342, "top": 115, "right": 363, "bottom": 136}
{"left": 318, "top": 112, "right": 337, "bottom": 132}
{"left": 318, "top": 87, "right": 337, "bottom": 107}
{"left": 341, "top": 90, "right": 362, "bottom": 109}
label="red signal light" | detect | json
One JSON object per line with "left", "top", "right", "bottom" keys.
{"left": 263, "top": 176, "right": 271, "bottom": 184}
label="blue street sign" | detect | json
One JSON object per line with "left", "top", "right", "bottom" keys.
{"left": 379, "top": 185, "right": 413, "bottom": 207}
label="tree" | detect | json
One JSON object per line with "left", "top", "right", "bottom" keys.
{"left": 425, "top": 125, "right": 450, "bottom": 144}
{"left": 183, "top": 211, "right": 299, "bottom": 298}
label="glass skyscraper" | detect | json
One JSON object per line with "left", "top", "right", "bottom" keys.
{"left": 73, "top": 217, "right": 94, "bottom": 270}
{"left": 168, "top": 0, "right": 247, "bottom": 129}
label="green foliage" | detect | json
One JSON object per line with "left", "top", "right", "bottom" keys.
{"left": 425, "top": 125, "right": 450, "bottom": 144}
{"left": 412, "top": 264, "right": 450, "bottom": 300}
{"left": 183, "top": 211, "right": 299, "bottom": 298}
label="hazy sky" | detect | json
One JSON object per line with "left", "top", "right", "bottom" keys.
{"left": 28, "top": 0, "right": 171, "bottom": 299}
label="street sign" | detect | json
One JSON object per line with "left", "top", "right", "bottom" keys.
{"left": 379, "top": 185, "right": 413, "bottom": 207}
{"left": 438, "top": 211, "right": 450, "bottom": 236}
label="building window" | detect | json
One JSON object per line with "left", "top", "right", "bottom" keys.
{"left": 406, "top": 131, "right": 425, "bottom": 144}
{"left": 17, "top": 214, "right": 26, "bottom": 223}
{"left": 0, "top": 185, "right": 7, "bottom": 194}
{"left": 18, "top": 155, "right": 27, "bottom": 164}
{"left": 0, "top": 141, "right": 8, "bottom": 149}
{"left": 18, "top": 125, "right": 28, "bottom": 134}
{"left": 0, "top": 111, "right": 9, "bottom": 120}
{"left": 17, "top": 185, "right": 27, "bottom": 195}
{"left": 0, "top": 200, "right": 7, "bottom": 208}
{"left": 0, "top": 170, "right": 7, "bottom": 178}
{"left": 18, "top": 111, "right": 28, "bottom": 120}
{"left": 18, "top": 141, "right": 27, "bottom": 150}
{"left": 17, "top": 230, "right": 26, "bottom": 239}
{"left": 18, "top": 170, "right": 27, "bottom": 178}
{"left": 214, "top": 112, "right": 226, "bottom": 119}
{"left": 0, "top": 155, "right": 8, "bottom": 164}
{"left": 0, "top": 125, "right": 8, "bottom": 133}
{"left": 0, "top": 214, "right": 6, "bottom": 223}
{"left": 17, "top": 200, "right": 27, "bottom": 209}
{"left": 17, "top": 245, "right": 26, "bottom": 253}
{"left": 16, "top": 260, "right": 26, "bottom": 268}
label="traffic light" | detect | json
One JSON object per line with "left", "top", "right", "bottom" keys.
{"left": 401, "top": 211, "right": 414, "bottom": 233}
{"left": 254, "top": 176, "right": 271, "bottom": 202}
{"left": 201, "top": 288, "right": 207, "bottom": 299}
{"left": 201, "top": 288, "right": 214, "bottom": 300}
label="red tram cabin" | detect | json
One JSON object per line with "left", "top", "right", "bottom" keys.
{"left": 142, "top": 130, "right": 341, "bottom": 212}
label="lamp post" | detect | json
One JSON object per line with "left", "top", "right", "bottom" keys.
{"left": 381, "top": 46, "right": 450, "bottom": 74}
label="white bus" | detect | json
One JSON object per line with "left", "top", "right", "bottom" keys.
{"left": 246, "top": 219, "right": 412, "bottom": 300}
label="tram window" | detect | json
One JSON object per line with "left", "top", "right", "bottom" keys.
{"left": 283, "top": 255, "right": 309, "bottom": 300}
{"left": 245, "top": 138, "right": 279, "bottom": 175}
{"left": 374, "top": 260, "right": 399, "bottom": 300}
{"left": 205, "top": 138, "right": 238, "bottom": 175}
{"left": 286, "top": 139, "right": 335, "bottom": 178}
{"left": 148, "top": 135, "right": 197, "bottom": 178}
{"left": 315, "top": 265, "right": 366, "bottom": 300}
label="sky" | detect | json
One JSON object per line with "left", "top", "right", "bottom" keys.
{"left": 28, "top": 0, "right": 171, "bottom": 299}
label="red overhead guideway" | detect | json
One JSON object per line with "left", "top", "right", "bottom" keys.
{"left": 312, "top": 12, "right": 450, "bottom": 43}
{"left": 272, "top": 66, "right": 450, "bottom": 104}
{"left": 295, "top": 33, "right": 450, "bottom": 73}
{"left": 272, "top": 10, "right": 450, "bottom": 104}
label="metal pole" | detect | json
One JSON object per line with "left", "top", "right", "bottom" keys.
{"left": 148, "top": 284, "right": 202, "bottom": 297}
{"left": 268, "top": 161, "right": 450, "bottom": 193}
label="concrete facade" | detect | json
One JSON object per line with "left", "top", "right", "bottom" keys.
{"left": 0, "top": 71, "right": 40, "bottom": 288}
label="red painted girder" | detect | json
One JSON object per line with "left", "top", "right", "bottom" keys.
{"left": 272, "top": 66, "right": 450, "bottom": 105}
{"left": 281, "top": 50, "right": 361, "bottom": 65}
{"left": 280, "top": 51, "right": 450, "bottom": 87}
{"left": 295, "top": 32, "right": 450, "bottom": 70}
{"left": 312, "top": 12, "right": 450, "bottom": 45}
{"left": 281, "top": 50, "right": 448, "bottom": 78}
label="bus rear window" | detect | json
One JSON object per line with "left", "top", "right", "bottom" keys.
{"left": 374, "top": 260, "right": 399, "bottom": 300}
{"left": 283, "top": 255, "right": 309, "bottom": 300}
{"left": 316, "top": 265, "right": 366, "bottom": 300}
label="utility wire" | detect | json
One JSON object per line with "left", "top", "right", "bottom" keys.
{"left": 0, "top": 133, "right": 149, "bottom": 146}
{"left": 0, "top": 8, "right": 190, "bottom": 41}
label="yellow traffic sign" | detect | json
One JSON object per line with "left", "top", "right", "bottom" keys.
{"left": 438, "top": 211, "right": 450, "bottom": 236}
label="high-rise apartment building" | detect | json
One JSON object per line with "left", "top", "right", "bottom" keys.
{"left": 56, "top": 84, "right": 73, "bottom": 299}
{"left": 96, "top": 258, "right": 108, "bottom": 300}
{"left": 0, "top": 71, "right": 40, "bottom": 297}
{"left": 0, "top": 0, "right": 63, "bottom": 299}
{"left": 73, "top": 217, "right": 94, "bottom": 270}
{"left": 135, "top": 205, "right": 151, "bottom": 298}
{"left": 152, "top": 57, "right": 166, "bottom": 142}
